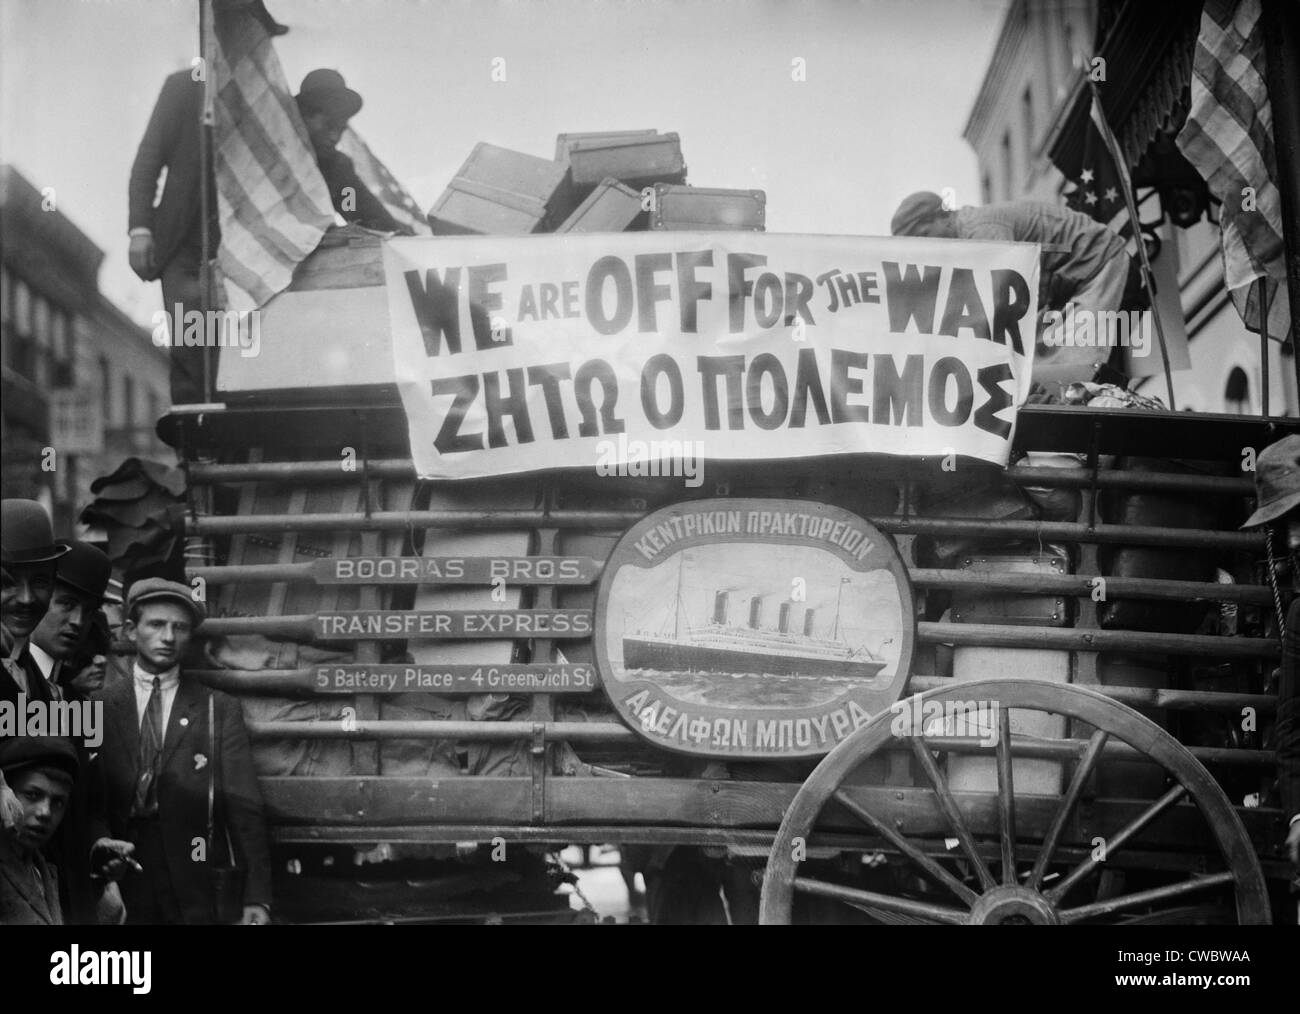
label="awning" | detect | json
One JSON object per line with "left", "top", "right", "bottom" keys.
{"left": 1048, "top": 0, "right": 1204, "bottom": 186}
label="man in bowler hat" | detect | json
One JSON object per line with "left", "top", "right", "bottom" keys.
{"left": 1, "top": 500, "right": 69, "bottom": 846}
{"left": 294, "top": 68, "right": 413, "bottom": 234}
{"left": 1, "top": 499, "right": 69, "bottom": 709}
{"left": 91, "top": 579, "right": 272, "bottom": 923}
{"left": 28, "top": 541, "right": 113, "bottom": 701}
{"left": 1241, "top": 435, "right": 1300, "bottom": 874}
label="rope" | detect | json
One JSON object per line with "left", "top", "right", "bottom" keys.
{"left": 1264, "top": 525, "right": 1287, "bottom": 637}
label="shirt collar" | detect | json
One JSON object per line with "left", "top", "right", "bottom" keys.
{"left": 133, "top": 661, "right": 180, "bottom": 692}
{"left": 27, "top": 641, "right": 57, "bottom": 680}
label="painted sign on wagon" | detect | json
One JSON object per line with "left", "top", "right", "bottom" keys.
{"left": 383, "top": 232, "right": 1040, "bottom": 481}
{"left": 594, "top": 499, "right": 914, "bottom": 758}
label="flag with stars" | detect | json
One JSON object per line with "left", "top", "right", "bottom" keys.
{"left": 1064, "top": 89, "right": 1133, "bottom": 239}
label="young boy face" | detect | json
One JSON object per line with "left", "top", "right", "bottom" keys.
{"left": 7, "top": 768, "right": 71, "bottom": 850}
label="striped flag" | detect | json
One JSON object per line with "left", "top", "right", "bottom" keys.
{"left": 210, "top": 2, "right": 335, "bottom": 310}
{"left": 1176, "top": 0, "right": 1291, "bottom": 341}
{"left": 337, "top": 128, "right": 430, "bottom": 235}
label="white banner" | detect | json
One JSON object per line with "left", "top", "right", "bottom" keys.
{"left": 383, "top": 232, "right": 1039, "bottom": 480}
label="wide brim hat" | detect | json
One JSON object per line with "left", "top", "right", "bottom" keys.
{"left": 890, "top": 191, "right": 945, "bottom": 236}
{"left": 296, "top": 68, "right": 362, "bottom": 121}
{"left": 125, "top": 576, "right": 207, "bottom": 627}
{"left": 1242, "top": 434, "right": 1300, "bottom": 528}
{"left": 0, "top": 735, "right": 79, "bottom": 783}
{"left": 1, "top": 499, "right": 71, "bottom": 565}
{"left": 56, "top": 540, "right": 113, "bottom": 600}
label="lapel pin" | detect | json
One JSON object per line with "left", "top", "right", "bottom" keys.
{"left": 180, "top": 717, "right": 190, "bottom": 727}
{"left": 194, "top": 753, "right": 208, "bottom": 771}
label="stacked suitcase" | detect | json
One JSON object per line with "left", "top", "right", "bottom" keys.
{"left": 427, "top": 129, "right": 766, "bottom": 236}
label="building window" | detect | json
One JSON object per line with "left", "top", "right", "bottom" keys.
{"left": 122, "top": 374, "right": 135, "bottom": 429}
{"left": 1022, "top": 86, "right": 1036, "bottom": 164}
{"left": 13, "top": 277, "right": 30, "bottom": 334}
{"left": 981, "top": 172, "right": 992, "bottom": 206}
{"left": 100, "top": 355, "right": 112, "bottom": 422}
{"left": 1001, "top": 131, "right": 1014, "bottom": 200}
{"left": 65, "top": 314, "right": 78, "bottom": 365}
{"left": 32, "top": 295, "right": 50, "bottom": 350}
{"left": 1225, "top": 367, "right": 1251, "bottom": 415}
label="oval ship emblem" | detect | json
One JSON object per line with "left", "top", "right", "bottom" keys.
{"left": 594, "top": 498, "right": 914, "bottom": 758}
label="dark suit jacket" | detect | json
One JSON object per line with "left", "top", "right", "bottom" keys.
{"left": 0, "top": 646, "right": 54, "bottom": 709}
{"left": 0, "top": 832, "right": 62, "bottom": 925}
{"left": 128, "top": 70, "right": 216, "bottom": 277}
{"left": 317, "top": 149, "right": 405, "bottom": 233}
{"left": 91, "top": 675, "right": 272, "bottom": 923}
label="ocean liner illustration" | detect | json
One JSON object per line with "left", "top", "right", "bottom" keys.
{"left": 621, "top": 558, "right": 886, "bottom": 679}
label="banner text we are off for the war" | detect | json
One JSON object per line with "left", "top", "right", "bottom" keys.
{"left": 383, "top": 233, "right": 1040, "bottom": 479}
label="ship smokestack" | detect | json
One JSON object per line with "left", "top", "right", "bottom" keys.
{"left": 713, "top": 591, "right": 729, "bottom": 625}
{"left": 778, "top": 602, "right": 791, "bottom": 633}
{"left": 803, "top": 608, "right": 816, "bottom": 637}
{"left": 748, "top": 595, "right": 764, "bottom": 629}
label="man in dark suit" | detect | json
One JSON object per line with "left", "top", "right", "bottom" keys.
{"left": 1241, "top": 436, "right": 1300, "bottom": 874}
{"left": 128, "top": 70, "right": 215, "bottom": 406}
{"left": 91, "top": 579, "right": 272, "bottom": 924}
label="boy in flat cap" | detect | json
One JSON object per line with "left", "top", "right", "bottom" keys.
{"left": 0, "top": 736, "right": 79, "bottom": 925}
{"left": 91, "top": 579, "right": 272, "bottom": 924}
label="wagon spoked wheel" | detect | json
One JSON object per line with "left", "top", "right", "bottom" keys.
{"left": 758, "top": 679, "right": 1270, "bottom": 925}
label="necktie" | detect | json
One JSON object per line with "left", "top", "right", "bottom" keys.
{"left": 133, "top": 677, "right": 163, "bottom": 817}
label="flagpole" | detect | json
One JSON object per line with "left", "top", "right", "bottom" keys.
{"left": 198, "top": 0, "right": 215, "bottom": 404}
{"left": 1259, "top": 276, "right": 1271, "bottom": 418}
{"left": 1088, "top": 80, "right": 1177, "bottom": 412}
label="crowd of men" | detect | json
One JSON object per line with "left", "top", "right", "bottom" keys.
{"left": 1, "top": 498, "right": 271, "bottom": 925}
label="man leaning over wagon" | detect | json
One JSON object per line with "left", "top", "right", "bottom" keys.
{"left": 890, "top": 191, "right": 1141, "bottom": 391}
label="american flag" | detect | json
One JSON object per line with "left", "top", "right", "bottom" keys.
{"left": 1175, "top": 0, "right": 1290, "bottom": 341}
{"left": 337, "top": 128, "right": 431, "bottom": 236}
{"left": 209, "top": 2, "right": 335, "bottom": 310}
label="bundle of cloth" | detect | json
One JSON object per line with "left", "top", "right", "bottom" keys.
{"left": 79, "top": 458, "right": 187, "bottom": 582}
